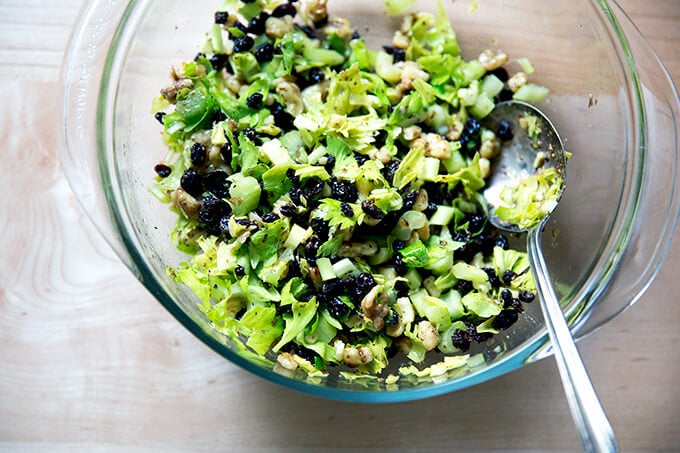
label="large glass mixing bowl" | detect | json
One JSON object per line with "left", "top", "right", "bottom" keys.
{"left": 61, "top": 0, "right": 680, "bottom": 402}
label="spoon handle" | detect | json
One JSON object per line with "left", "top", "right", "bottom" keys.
{"left": 527, "top": 228, "right": 619, "bottom": 453}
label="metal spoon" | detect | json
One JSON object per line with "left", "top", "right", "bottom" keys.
{"left": 483, "top": 101, "right": 618, "bottom": 453}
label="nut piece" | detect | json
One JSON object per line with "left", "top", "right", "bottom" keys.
{"left": 299, "top": 0, "right": 328, "bottom": 25}
{"left": 276, "top": 352, "right": 299, "bottom": 371}
{"left": 360, "top": 287, "right": 390, "bottom": 330}
{"left": 392, "top": 31, "right": 410, "bottom": 49}
{"left": 265, "top": 15, "right": 295, "bottom": 39}
{"left": 478, "top": 49, "right": 509, "bottom": 71}
{"left": 417, "top": 320, "right": 440, "bottom": 351}
{"left": 338, "top": 241, "right": 379, "bottom": 257}
{"left": 275, "top": 79, "right": 303, "bottom": 116}
{"left": 160, "top": 78, "right": 194, "bottom": 102}
{"left": 479, "top": 157, "right": 491, "bottom": 179}
{"left": 394, "top": 61, "right": 430, "bottom": 98}
{"left": 480, "top": 129, "right": 501, "bottom": 159}
{"left": 508, "top": 72, "right": 528, "bottom": 92}
{"left": 323, "top": 18, "right": 353, "bottom": 39}
{"left": 171, "top": 188, "right": 200, "bottom": 219}
{"left": 342, "top": 345, "right": 374, "bottom": 367}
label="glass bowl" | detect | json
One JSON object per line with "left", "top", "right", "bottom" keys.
{"left": 61, "top": 0, "right": 680, "bottom": 402}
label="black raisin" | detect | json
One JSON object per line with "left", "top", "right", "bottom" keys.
{"left": 355, "top": 273, "right": 376, "bottom": 297}
{"left": 326, "top": 296, "right": 350, "bottom": 319}
{"left": 382, "top": 160, "right": 400, "bottom": 183}
{"left": 262, "top": 212, "right": 279, "bottom": 223}
{"left": 279, "top": 204, "right": 296, "bottom": 217}
{"left": 354, "top": 152, "right": 369, "bottom": 166}
{"left": 361, "top": 200, "right": 385, "bottom": 219}
{"left": 199, "top": 196, "right": 231, "bottom": 224}
{"left": 154, "top": 111, "right": 166, "bottom": 124}
{"left": 483, "top": 267, "right": 502, "bottom": 288}
{"left": 383, "top": 45, "right": 405, "bottom": 62}
{"left": 242, "top": 127, "right": 258, "bottom": 142}
{"left": 493, "top": 309, "right": 519, "bottom": 330}
{"left": 501, "top": 289, "right": 514, "bottom": 307}
{"left": 496, "top": 234, "right": 509, "bottom": 250}
{"left": 203, "top": 170, "right": 231, "bottom": 198}
{"left": 464, "top": 118, "right": 481, "bottom": 137}
{"left": 451, "top": 329, "right": 472, "bottom": 351}
{"left": 270, "top": 102, "right": 295, "bottom": 130}
{"left": 234, "top": 22, "right": 249, "bottom": 34}
{"left": 393, "top": 254, "right": 408, "bottom": 276}
{"left": 295, "top": 23, "right": 317, "bottom": 39}
{"left": 402, "top": 191, "right": 418, "bottom": 210}
{"left": 455, "top": 279, "right": 473, "bottom": 295}
{"left": 497, "top": 86, "right": 514, "bottom": 103}
{"left": 289, "top": 187, "right": 303, "bottom": 205}
{"left": 209, "top": 53, "right": 230, "bottom": 71}
{"left": 234, "top": 265, "right": 246, "bottom": 276}
{"left": 489, "top": 67, "right": 509, "bottom": 82}
{"left": 180, "top": 169, "right": 203, "bottom": 197}
{"left": 330, "top": 179, "right": 358, "bottom": 203}
{"left": 340, "top": 202, "right": 354, "bottom": 217}
{"left": 272, "top": 3, "right": 297, "bottom": 17}
{"left": 308, "top": 67, "right": 325, "bottom": 84}
{"left": 468, "top": 214, "right": 485, "bottom": 232}
{"left": 310, "top": 217, "right": 330, "bottom": 239}
{"left": 385, "top": 308, "right": 400, "bottom": 326}
{"left": 254, "top": 42, "right": 274, "bottom": 63}
{"left": 190, "top": 142, "right": 207, "bottom": 167}
{"left": 154, "top": 163, "right": 171, "bottom": 178}
{"left": 232, "top": 35, "right": 255, "bottom": 53}
{"left": 497, "top": 118, "right": 514, "bottom": 141}
{"left": 502, "top": 270, "right": 517, "bottom": 285}
{"left": 304, "top": 235, "right": 321, "bottom": 260}
{"left": 303, "top": 177, "right": 324, "bottom": 199}
{"left": 424, "top": 202, "right": 438, "bottom": 217}
{"left": 214, "top": 11, "right": 229, "bottom": 24}
{"left": 323, "top": 154, "right": 336, "bottom": 173}
{"left": 246, "top": 93, "right": 264, "bottom": 109}
{"left": 247, "top": 14, "right": 267, "bottom": 34}
{"left": 321, "top": 278, "right": 342, "bottom": 296}
{"left": 519, "top": 290, "right": 535, "bottom": 303}
{"left": 218, "top": 216, "right": 231, "bottom": 236}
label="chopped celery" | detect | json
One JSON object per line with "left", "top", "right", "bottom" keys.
{"left": 384, "top": 0, "right": 418, "bottom": 15}
{"left": 513, "top": 83, "right": 549, "bottom": 103}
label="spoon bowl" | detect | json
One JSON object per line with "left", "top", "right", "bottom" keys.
{"left": 483, "top": 101, "right": 567, "bottom": 233}
{"left": 483, "top": 101, "right": 618, "bottom": 453}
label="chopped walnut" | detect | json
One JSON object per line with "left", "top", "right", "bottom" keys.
{"left": 160, "top": 78, "right": 194, "bottom": 102}
{"left": 508, "top": 72, "right": 528, "bottom": 92}
{"left": 394, "top": 61, "right": 430, "bottom": 98}
{"left": 299, "top": 0, "right": 328, "bottom": 25}
{"left": 417, "top": 320, "right": 440, "bottom": 351}
{"left": 480, "top": 129, "right": 501, "bottom": 159}
{"left": 171, "top": 188, "right": 200, "bottom": 219}
{"left": 265, "top": 15, "right": 295, "bottom": 40}
{"left": 275, "top": 79, "right": 303, "bottom": 116}
{"left": 342, "top": 345, "right": 373, "bottom": 367}
{"left": 338, "top": 240, "right": 379, "bottom": 257}
{"left": 478, "top": 49, "right": 509, "bottom": 71}
{"left": 360, "top": 287, "right": 390, "bottom": 330}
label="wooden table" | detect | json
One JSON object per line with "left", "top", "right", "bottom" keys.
{"left": 1, "top": 1, "right": 678, "bottom": 450}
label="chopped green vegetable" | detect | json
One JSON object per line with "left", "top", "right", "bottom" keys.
{"left": 151, "top": 0, "right": 554, "bottom": 379}
{"left": 493, "top": 167, "right": 564, "bottom": 230}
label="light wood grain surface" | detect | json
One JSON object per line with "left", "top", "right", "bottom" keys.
{"left": 1, "top": 1, "right": 679, "bottom": 451}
